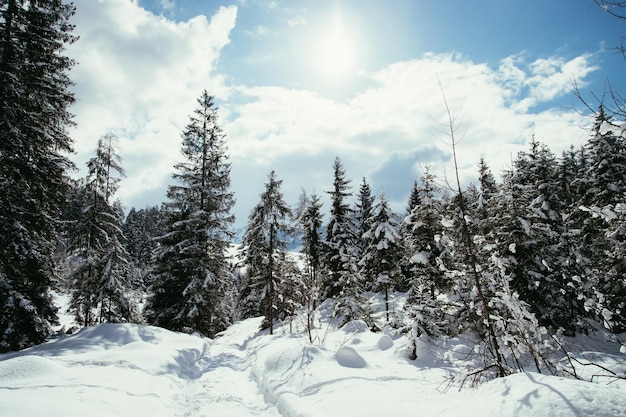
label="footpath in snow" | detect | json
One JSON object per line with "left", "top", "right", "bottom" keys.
{"left": 0, "top": 308, "right": 625, "bottom": 417}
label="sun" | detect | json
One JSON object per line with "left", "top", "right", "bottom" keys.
{"left": 312, "top": 12, "right": 358, "bottom": 81}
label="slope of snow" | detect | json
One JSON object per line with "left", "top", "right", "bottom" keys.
{"left": 0, "top": 300, "right": 625, "bottom": 417}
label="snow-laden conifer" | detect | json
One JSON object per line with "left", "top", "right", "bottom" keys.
{"left": 359, "top": 192, "right": 402, "bottom": 322}
{"left": 240, "top": 170, "right": 292, "bottom": 334}
{"left": 145, "top": 91, "right": 235, "bottom": 337}
{"left": 68, "top": 133, "right": 137, "bottom": 326}
{"left": 0, "top": 0, "right": 76, "bottom": 352}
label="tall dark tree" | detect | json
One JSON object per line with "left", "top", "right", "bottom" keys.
{"left": 401, "top": 166, "right": 449, "bottom": 335}
{"left": 576, "top": 108, "right": 626, "bottom": 332}
{"left": 323, "top": 158, "right": 367, "bottom": 325}
{"left": 507, "top": 138, "right": 583, "bottom": 333}
{"left": 145, "top": 91, "right": 236, "bottom": 337}
{"left": 0, "top": 0, "right": 76, "bottom": 351}
{"left": 359, "top": 192, "right": 402, "bottom": 322}
{"left": 323, "top": 157, "right": 357, "bottom": 299}
{"left": 123, "top": 205, "right": 163, "bottom": 287}
{"left": 354, "top": 177, "right": 375, "bottom": 262}
{"left": 68, "top": 133, "right": 136, "bottom": 326}
{"left": 240, "top": 170, "right": 292, "bottom": 335}
{"left": 300, "top": 192, "right": 324, "bottom": 340}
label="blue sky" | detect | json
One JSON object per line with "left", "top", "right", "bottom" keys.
{"left": 66, "top": 0, "right": 625, "bottom": 226}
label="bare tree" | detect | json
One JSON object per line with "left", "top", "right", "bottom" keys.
{"left": 576, "top": 2, "right": 626, "bottom": 120}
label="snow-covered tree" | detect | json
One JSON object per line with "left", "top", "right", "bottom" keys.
{"left": 576, "top": 107, "right": 626, "bottom": 332}
{"left": 240, "top": 170, "right": 292, "bottom": 334}
{"left": 68, "top": 133, "right": 137, "bottom": 326}
{"left": 401, "top": 167, "right": 451, "bottom": 335}
{"left": 0, "top": 0, "right": 76, "bottom": 352}
{"left": 354, "top": 177, "right": 375, "bottom": 265}
{"left": 300, "top": 193, "right": 324, "bottom": 339}
{"left": 505, "top": 138, "right": 583, "bottom": 333}
{"left": 359, "top": 192, "right": 402, "bottom": 322}
{"left": 323, "top": 157, "right": 357, "bottom": 299}
{"left": 145, "top": 91, "right": 236, "bottom": 337}
{"left": 123, "top": 206, "right": 163, "bottom": 287}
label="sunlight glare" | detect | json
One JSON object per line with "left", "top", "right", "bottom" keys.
{"left": 313, "top": 12, "right": 357, "bottom": 81}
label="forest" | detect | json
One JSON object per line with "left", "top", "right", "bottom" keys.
{"left": 0, "top": 0, "right": 624, "bottom": 386}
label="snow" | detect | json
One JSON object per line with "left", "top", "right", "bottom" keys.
{"left": 1, "top": 298, "right": 625, "bottom": 417}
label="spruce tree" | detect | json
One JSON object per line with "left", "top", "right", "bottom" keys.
{"left": 323, "top": 157, "right": 357, "bottom": 299}
{"left": 240, "top": 170, "right": 292, "bottom": 334}
{"left": 577, "top": 107, "right": 626, "bottom": 332}
{"left": 68, "top": 133, "right": 136, "bottom": 326}
{"left": 323, "top": 158, "right": 368, "bottom": 325}
{"left": 359, "top": 192, "right": 402, "bottom": 323}
{"left": 508, "top": 138, "right": 583, "bottom": 333}
{"left": 145, "top": 91, "right": 235, "bottom": 337}
{"left": 0, "top": 0, "right": 76, "bottom": 351}
{"left": 401, "top": 166, "right": 449, "bottom": 335}
{"left": 354, "top": 177, "right": 375, "bottom": 266}
{"left": 300, "top": 193, "right": 324, "bottom": 339}
{"left": 123, "top": 206, "right": 163, "bottom": 287}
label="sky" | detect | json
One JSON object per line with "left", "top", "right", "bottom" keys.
{"left": 65, "top": 0, "right": 626, "bottom": 226}
{"left": 1, "top": 293, "right": 624, "bottom": 416}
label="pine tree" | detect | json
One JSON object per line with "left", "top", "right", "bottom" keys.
{"left": 359, "top": 192, "right": 402, "bottom": 323}
{"left": 123, "top": 206, "right": 163, "bottom": 287}
{"left": 323, "top": 157, "right": 357, "bottom": 299}
{"left": 240, "top": 170, "right": 292, "bottom": 334}
{"left": 401, "top": 166, "right": 450, "bottom": 336}
{"left": 507, "top": 138, "right": 583, "bottom": 333}
{"left": 576, "top": 107, "right": 626, "bottom": 332}
{"left": 300, "top": 193, "right": 324, "bottom": 341}
{"left": 145, "top": 91, "right": 235, "bottom": 337}
{"left": 406, "top": 180, "right": 421, "bottom": 215}
{"left": 68, "top": 133, "right": 136, "bottom": 326}
{"left": 354, "top": 177, "right": 375, "bottom": 267}
{"left": 0, "top": 0, "right": 77, "bottom": 351}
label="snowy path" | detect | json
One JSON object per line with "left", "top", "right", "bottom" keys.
{"left": 168, "top": 318, "right": 281, "bottom": 417}
{"left": 0, "top": 320, "right": 284, "bottom": 417}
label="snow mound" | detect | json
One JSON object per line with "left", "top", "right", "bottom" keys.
{"left": 335, "top": 346, "right": 366, "bottom": 368}
{"left": 342, "top": 319, "right": 369, "bottom": 333}
{"left": 377, "top": 335, "right": 394, "bottom": 351}
{"left": 465, "top": 372, "right": 626, "bottom": 417}
{"left": 0, "top": 355, "right": 66, "bottom": 381}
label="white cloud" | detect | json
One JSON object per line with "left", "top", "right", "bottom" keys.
{"left": 65, "top": 1, "right": 599, "bottom": 225}
{"left": 67, "top": 0, "right": 237, "bottom": 206}
{"left": 223, "top": 52, "right": 597, "bottom": 219}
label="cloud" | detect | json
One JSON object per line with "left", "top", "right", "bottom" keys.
{"left": 223, "top": 52, "right": 597, "bottom": 220}
{"left": 67, "top": 0, "right": 237, "bottom": 206}
{"left": 65, "top": 1, "right": 598, "bottom": 226}
{"left": 497, "top": 52, "right": 598, "bottom": 112}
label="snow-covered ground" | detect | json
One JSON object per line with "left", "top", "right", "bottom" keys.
{"left": 1, "top": 297, "right": 625, "bottom": 417}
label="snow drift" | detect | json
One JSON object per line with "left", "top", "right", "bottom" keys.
{"left": 1, "top": 311, "right": 624, "bottom": 417}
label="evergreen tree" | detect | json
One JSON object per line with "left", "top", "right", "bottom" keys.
{"left": 300, "top": 193, "right": 324, "bottom": 340}
{"left": 323, "top": 158, "right": 367, "bottom": 325}
{"left": 406, "top": 180, "right": 421, "bottom": 215}
{"left": 123, "top": 206, "right": 163, "bottom": 286}
{"left": 354, "top": 177, "right": 375, "bottom": 264}
{"left": 323, "top": 157, "right": 357, "bottom": 299}
{"left": 503, "top": 138, "right": 583, "bottom": 333}
{"left": 0, "top": 0, "right": 77, "bottom": 351}
{"left": 145, "top": 91, "right": 235, "bottom": 337}
{"left": 240, "top": 170, "right": 292, "bottom": 334}
{"left": 577, "top": 107, "right": 626, "bottom": 332}
{"left": 402, "top": 167, "right": 450, "bottom": 336}
{"left": 359, "top": 192, "right": 402, "bottom": 322}
{"left": 68, "top": 133, "right": 136, "bottom": 326}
